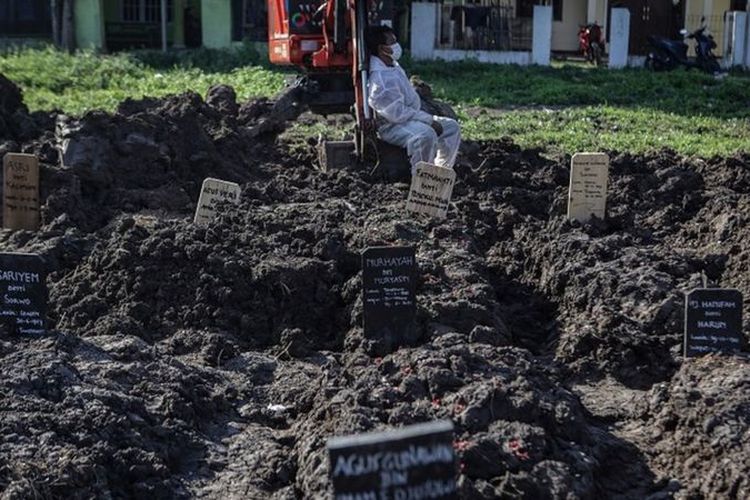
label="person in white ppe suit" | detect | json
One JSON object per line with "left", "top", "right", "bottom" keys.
{"left": 367, "top": 26, "right": 461, "bottom": 175}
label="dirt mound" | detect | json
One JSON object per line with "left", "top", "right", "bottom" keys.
{"left": 0, "top": 73, "right": 51, "bottom": 148}
{"left": 619, "top": 355, "right": 750, "bottom": 498}
{"left": 0, "top": 79, "right": 748, "bottom": 498}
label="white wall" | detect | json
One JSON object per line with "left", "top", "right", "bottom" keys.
{"left": 433, "top": 49, "right": 531, "bottom": 64}
{"left": 552, "top": 0, "right": 588, "bottom": 52}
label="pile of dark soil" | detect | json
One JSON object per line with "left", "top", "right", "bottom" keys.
{"left": 0, "top": 74, "right": 748, "bottom": 498}
{"left": 0, "top": 74, "right": 54, "bottom": 151}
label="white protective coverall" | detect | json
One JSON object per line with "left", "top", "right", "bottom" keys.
{"left": 368, "top": 56, "right": 460, "bottom": 173}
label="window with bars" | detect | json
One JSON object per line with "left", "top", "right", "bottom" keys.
{"left": 122, "top": 0, "right": 173, "bottom": 23}
{"left": 517, "top": 0, "right": 562, "bottom": 22}
{"left": 232, "top": 0, "right": 268, "bottom": 41}
{"left": 0, "top": 0, "right": 52, "bottom": 35}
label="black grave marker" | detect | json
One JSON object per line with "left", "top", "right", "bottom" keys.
{"left": 0, "top": 253, "right": 47, "bottom": 335}
{"left": 327, "top": 420, "right": 458, "bottom": 500}
{"left": 362, "top": 246, "right": 417, "bottom": 345}
{"left": 684, "top": 288, "right": 744, "bottom": 357}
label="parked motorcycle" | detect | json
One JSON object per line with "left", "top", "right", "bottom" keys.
{"left": 644, "top": 20, "right": 720, "bottom": 73}
{"left": 578, "top": 22, "right": 605, "bottom": 66}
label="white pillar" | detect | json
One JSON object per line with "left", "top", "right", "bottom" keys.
{"left": 723, "top": 11, "right": 747, "bottom": 67}
{"left": 532, "top": 5, "right": 552, "bottom": 66}
{"left": 609, "top": 8, "right": 630, "bottom": 69}
{"left": 587, "top": 0, "right": 597, "bottom": 24}
{"left": 410, "top": 3, "right": 437, "bottom": 60}
{"left": 745, "top": 13, "right": 750, "bottom": 68}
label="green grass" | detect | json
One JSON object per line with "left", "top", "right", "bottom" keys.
{"left": 0, "top": 45, "right": 286, "bottom": 114}
{"left": 461, "top": 105, "right": 750, "bottom": 157}
{"left": 406, "top": 60, "right": 750, "bottom": 118}
{"left": 1, "top": 46, "right": 749, "bottom": 156}
{"left": 406, "top": 60, "right": 750, "bottom": 156}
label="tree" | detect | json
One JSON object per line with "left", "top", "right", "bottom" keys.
{"left": 62, "top": 0, "right": 75, "bottom": 52}
{"left": 50, "top": 0, "right": 61, "bottom": 46}
{"left": 50, "top": 0, "right": 75, "bottom": 51}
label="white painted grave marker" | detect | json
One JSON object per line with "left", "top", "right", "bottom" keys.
{"left": 567, "top": 153, "right": 609, "bottom": 223}
{"left": 193, "top": 178, "right": 241, "bottom": 225}
{"left": 406, "top": 162, "right": 456, "bottom": 219}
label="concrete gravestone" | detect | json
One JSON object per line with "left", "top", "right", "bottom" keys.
{"left": 0, "top": 253, "right": 46, "bottom": 335}
{"left": 362, "top": 246, "right": 417, "bottom": 347}
{"left": 684, "top": 288, "right": 744, "bottom": 357}
{"left": 3, "top": 153, "right": 40, "bottom": 231}
{"left": 567, "top": 152, "right": 609, "bottom": 223}
{"left": 406, "top": 162, "right": 456, "bottom": 219}
{"left": 327, "top": 420, "right": 458, "bottom": 500}
{"left": 193, "top": 178, "right": 241, "bottom": 225}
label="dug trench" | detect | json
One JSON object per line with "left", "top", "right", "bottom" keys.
{"left": 0, "top": 74, "right": 749, "bottom": 499}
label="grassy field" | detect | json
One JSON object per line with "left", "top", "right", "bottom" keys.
{"left": 1, "top": 45, "right": 749, "bottom": 157}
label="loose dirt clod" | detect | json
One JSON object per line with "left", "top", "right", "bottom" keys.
{"left": 0, "top": 74, "right": 748, "bottom": 498}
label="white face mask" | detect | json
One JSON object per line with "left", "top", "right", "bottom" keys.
{"left": 389, "top": 42, "right": 403, "bottom": 61}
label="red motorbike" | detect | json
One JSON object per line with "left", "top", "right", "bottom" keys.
{"left": 578, "top": 22, "right": 604, "bottom": 66}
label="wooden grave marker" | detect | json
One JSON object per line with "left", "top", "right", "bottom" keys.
{"left": 327, "top": 420, "right": 458, "bottom": 500}
{"left": 567, "top": 152, "right": 609, "bottom": 223}
{"left": 3, "top": 153, "right": 40, "bottom": 231}
{"left": 406, "top": 162, "right": 456, "bottom": 219}
{"left": 194, "top": 178, "right": 241, "bottom": 225}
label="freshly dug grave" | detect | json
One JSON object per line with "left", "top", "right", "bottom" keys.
{"left": 0, "top": 75, "right": 748, "bottom": 499}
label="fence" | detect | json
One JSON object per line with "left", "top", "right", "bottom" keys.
{"left": 437, "top": 2, "right": 533, "bottom": 52}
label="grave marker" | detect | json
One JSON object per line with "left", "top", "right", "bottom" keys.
{"left": 194, "top": 178, "right": 241, "bottom": 225}
{"left": 567, "top": 153, "right": 609, "bottom": 223}
{"left": 0, "top": 253, "right": 46, "bottom": 335}
{"left": 406, "top": 162, "right": 456, "bottom": 219}
{"left": 3, "top": 153, "right": 40, "bottom": 231}
{"left": 362, "top": 246, "right": 417, "bottom": 345}
{"left": 684, "top": 288, "right": 744, "bottom": 357}
{"left": 327, "top": 420, "right": 457, "bottom": 500}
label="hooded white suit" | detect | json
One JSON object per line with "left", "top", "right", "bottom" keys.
{"left": 368, "top": 56, "right": 461, "bottom": 174}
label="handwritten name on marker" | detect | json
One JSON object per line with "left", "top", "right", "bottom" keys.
{"left": 362, "top": 246, "right": 417, "bottom": 347}
{"left": 406, "top": 162, "right": 456, "bottom": 220}
{"left": 3, "top": 153, "right": 40, "bottom": 231}
{"left": 684, "top": 288, "right": 744, "bottom": 357}
{"left": 0, "top": 253, "right": 47, "bottom": 336}
{"left": 567, "top": 152, "right": 609, "bottom": 223}
{"left": 193, "top": 178, "right": 241, "bottom": 226}
{"left": 327, "top": 420, "right": 458, "bottom": 500}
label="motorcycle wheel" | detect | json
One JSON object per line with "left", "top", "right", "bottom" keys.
{"left": 645, "top": 53, "right": 670, "bottom": 72}
{"left": 701, "top": 58, "right": 720, "bottom": 74}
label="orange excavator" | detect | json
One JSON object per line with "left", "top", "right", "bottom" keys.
{"left": 264, "top": 0, "right": 395, "bottom": 170}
